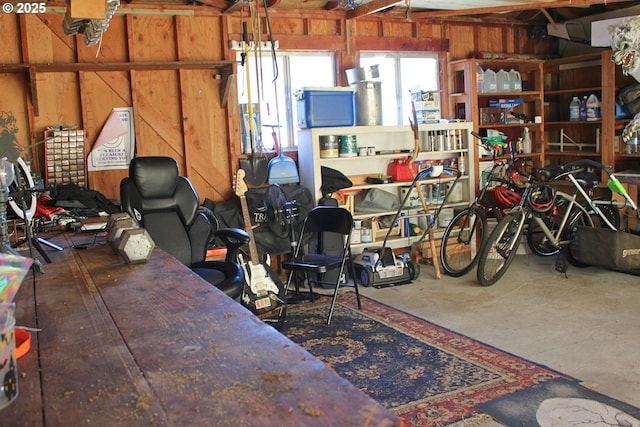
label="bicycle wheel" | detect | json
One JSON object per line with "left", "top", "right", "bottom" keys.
{"left": 440, "top": 207, "right": 488, "bottom": 277}
{"left": 476, "top": 212, "right": 525, "bottom": 286}
{"left": 526, "top": 215, "right": 560, "bottom": 256}
{"left": 587, "top": 202, "right": 620, "bottom": 229}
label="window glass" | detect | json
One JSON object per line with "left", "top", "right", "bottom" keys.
{"left": 237, "top": 51, "right": 334, "bottom": 152}
{"left": 360, "top": 52, "right": 439, "bottom": 125}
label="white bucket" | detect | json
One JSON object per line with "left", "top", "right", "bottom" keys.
{"left": 437, "top": 207, "right": 454, "bottom": 228}
{"left": 0, "top": 303, "right": 17, "bottom": 410}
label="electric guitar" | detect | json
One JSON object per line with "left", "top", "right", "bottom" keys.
{"left": 233, "top": 170, "right": 284, "bottom": 315}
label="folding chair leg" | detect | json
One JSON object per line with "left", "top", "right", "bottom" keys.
{"left": 327, "top": 280, "right": 340, "bottom": 325}
{"left": 350, "top": 261, "right": 362, "bottom": 310}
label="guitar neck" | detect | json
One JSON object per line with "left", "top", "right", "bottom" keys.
{"left": 239, "top": 195, "right": 261, "bottom": 265}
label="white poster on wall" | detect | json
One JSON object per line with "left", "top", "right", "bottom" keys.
{"left": 87, "top": 107, "right": 135, "bottom": 171}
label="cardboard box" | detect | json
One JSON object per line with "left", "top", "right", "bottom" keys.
{"left": 480, "top": 107, "right": 505, "bottom": 125}
{"left": 489, "top": 98, "right": 524, "bottom": 109}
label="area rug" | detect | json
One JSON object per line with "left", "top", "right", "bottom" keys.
{"left": 477, "top": 377, "right": 640, "bottom": 426}
{"left": 281, "top": 291, "right": 567, "bottom": 426}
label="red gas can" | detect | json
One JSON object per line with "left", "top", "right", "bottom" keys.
{"left": 387, "top": 158, "right": 414, "bottom": 182}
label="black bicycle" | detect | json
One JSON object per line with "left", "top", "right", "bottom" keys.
{"left": 439, "top": 133, "right": 524, "bottom": 277}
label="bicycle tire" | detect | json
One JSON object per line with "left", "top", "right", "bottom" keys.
{"left": 440, "top": 207, "right": 488, "bottom": 277}
{"left": 587, "top": 202, "right": 620, "bottom": 229}
{"left": 476, "top": 212, "right": 525, "bottom": 286}
{"left": 526, "top": 215, "right": 561, "bottom": 256}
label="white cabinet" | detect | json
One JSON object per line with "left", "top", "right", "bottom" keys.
{"left": 298, "top": 123, "right": 475, "bottom": 254}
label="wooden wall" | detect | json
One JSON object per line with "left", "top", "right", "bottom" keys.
{"left": 0, "top": 8, "right": 551, "bottom": 202}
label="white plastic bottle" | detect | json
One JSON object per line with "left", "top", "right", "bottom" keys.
{"left": 569, "top": 96, "right": 580, "bottom": 121}
{"left": 484, "top": 68, "right": 497, "bottom": 93}
{"left": 579, "top": 96, "right": 588, "bottom": 121}
{"left": 476, "top": 63, "right": 485, "bottom": 93}
{"left": 496, "top": 69, "right": 510, "bottom": 92}
{"left": 586, "top": 93, "right": 600, "bottom": 121}
{"left": 522, "top": 127, "right": 532, "bottom": 154}
{"left": 509, "top": 69, "right": 522, "bottom": 92}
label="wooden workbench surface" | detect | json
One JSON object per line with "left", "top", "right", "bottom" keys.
{"left": 5, "top": 232, "right": 400, "bottom": 426}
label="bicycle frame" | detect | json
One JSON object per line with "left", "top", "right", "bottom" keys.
{"left": 504, "top": 162, "right": 622, "bottom": 254}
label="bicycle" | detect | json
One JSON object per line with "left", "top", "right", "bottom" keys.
{"left": 476, "top": 158, "right": 638, "bottom": 286}
{"left": 439, "top": 132, "right": 525, "bottom": 277}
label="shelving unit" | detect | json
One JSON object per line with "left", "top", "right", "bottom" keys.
{"left": 447, "top": 58, "right": 544, "bottom": 192}
{"left": 543, "top": 52, "right": 606, "bottom": 166}
{"left": 298, "top": 123, "right": 475, "bottom": 254}
{"left": 542, "top": 50, "right": 637, "bottom": 174}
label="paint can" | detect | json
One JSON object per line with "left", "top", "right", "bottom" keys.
{"left": 437, "top": 207, "right": 454, "bottom": 228}
{"left": 319, "top": 135, "right": 339, "bottom": 158}
{"left": 339, "top": 135, "right": 358, "bottom": 157}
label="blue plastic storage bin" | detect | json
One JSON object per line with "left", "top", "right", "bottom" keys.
{"left": 296, "top": 87, "right": 355, "bottom": 129}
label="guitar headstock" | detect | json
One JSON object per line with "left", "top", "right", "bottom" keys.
{"left": 234, "top": 169, "right": 248, "bottom": 197}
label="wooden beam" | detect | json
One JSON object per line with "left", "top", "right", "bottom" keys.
{"left": 347, "top": 0, "right": 401, "bottom": 19}
{"left": 411, "top": 0, "right": 633, "bottom": 19}
{"left": 224, "top": 0, "right": 250, "bottom": 14}
{"left": 0, "top": 61, "right": 234, "bottom": 73}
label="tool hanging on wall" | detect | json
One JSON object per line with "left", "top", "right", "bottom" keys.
{"left": 264, "top": 0, "right": 299, "bottom": 185}
{"left": 238, "top": 20, "right": 268, "bottom": 187}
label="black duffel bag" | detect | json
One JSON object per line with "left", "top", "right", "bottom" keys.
{"left": 570, "top": 226, "right": 640, "bottom": 275}
{"left": 209, "top": 185, "right": 314, "bottom": 256}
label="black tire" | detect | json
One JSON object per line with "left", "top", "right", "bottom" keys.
{"left": 563, "top": 210, "right": 595, "bottom": 268}
{"left": 587, "top": 202, "right": 620, "bottom": 229}
{"left": 440, "top": 207, "right": 488, "bottom": 277}
{"left": 526, "top": 215, "right": 561, "bottom": 256}
{"left": 358, "top": 266, "right": 373, "bottom": 287}
{"left": 407, "top": 260, "right": 420, "bottom": 280}
{"left": 476, "top": 212, "right": 525, "bottom": 286}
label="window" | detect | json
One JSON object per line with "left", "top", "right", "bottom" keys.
{"left": 236, "top": 51, "right": 335, "bottom": 152}
{"left": 359, "top": 52, "right": 439, "bottom": 125}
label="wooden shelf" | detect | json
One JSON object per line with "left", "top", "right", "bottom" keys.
{"left": 297, "top": 124, "right": 476, "bottom": 254}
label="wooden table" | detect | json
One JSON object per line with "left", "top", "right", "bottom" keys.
{"left": 5, "top": 232, "right": 401, "bottom": 426}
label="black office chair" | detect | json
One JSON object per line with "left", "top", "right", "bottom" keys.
{"left": 120, "top": 156, "right": 249, "bottom": 299}
{"left": 282, "top": 206, "right": 361, "bottom": 324}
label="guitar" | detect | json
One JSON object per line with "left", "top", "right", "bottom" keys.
{"left": 233, "top": 170, "right": 285, "bottom": 317}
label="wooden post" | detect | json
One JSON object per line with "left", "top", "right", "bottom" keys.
{"left": 408, "top": 102, "right": 441, "bottom": 279}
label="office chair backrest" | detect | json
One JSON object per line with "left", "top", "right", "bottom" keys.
{"left": 120, "top": 156, "right": 210, "bottom": 266}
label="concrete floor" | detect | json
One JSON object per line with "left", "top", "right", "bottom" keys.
{"left": 356, "top": 251, "right": 640, "bottom": 423}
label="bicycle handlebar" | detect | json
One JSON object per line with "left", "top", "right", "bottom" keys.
{"left": 471, "top": 131, "right": 507, "bottom": 154}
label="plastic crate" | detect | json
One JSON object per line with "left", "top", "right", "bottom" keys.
{"left": 296, "top": 87, "right": 355, "bottom": 129}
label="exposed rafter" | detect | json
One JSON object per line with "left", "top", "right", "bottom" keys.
{"left": 411, "top": 0, "right": 632, "bottom": 19}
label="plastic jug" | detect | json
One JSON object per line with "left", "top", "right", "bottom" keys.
{"left": 496, "top": 69, "right": 510, "bottom": 92}
{"left": 509, "top": 69, "right": 522, "bottom": 92}
{"left": 476, "top": 63, "right": 485, "bottom": 93}
{"left": 586, "top": 93, "right": 601, "bottom": 121}
{"left": 569, "top": 96, "right": 580, "bottom": 121}
{"left": 484, "top": 68, "right": 497, "bottom": 93}
{"left": 579, "top": 96, "right": 588, "bottom": 121}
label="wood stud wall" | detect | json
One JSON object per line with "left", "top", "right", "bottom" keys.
{"left": 0, "top": 9, "right": 549, "bottom": 202}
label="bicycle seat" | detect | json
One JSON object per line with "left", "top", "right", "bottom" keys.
{"left": 537, "top": 165, "right": 565, "bottom": 181}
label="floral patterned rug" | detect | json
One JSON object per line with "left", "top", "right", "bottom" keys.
{"left": 281, "top": 291, "right": 568, "bottom": 426}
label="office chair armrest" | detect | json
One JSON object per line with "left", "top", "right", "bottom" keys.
{"left": 215, "top": 228, "right": 250, "bottom": 263}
